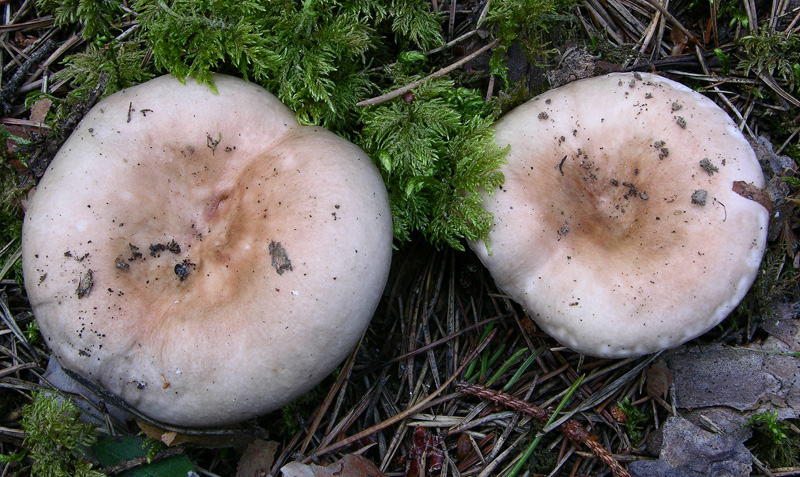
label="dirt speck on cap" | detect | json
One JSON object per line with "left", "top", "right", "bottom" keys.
{"left": 269, "top": 241, "right": 293, "bottom": 275}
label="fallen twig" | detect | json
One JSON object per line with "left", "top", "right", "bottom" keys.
{"left": 0, "top": 39, "right": 57, "bottom": 115}
{"left": 356, "top": 39, "right": 500, "bottom": 107}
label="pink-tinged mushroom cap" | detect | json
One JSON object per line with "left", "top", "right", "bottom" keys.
{"left": 469, "top": 72, "right": 769, "bottom": 358}
{"left": 22, "top": 74, "right": 393, "bottom": 426}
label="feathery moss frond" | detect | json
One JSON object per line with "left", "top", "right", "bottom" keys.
{"left": 34, "top": 0, "right": 508, "bottom": 249}
{"left": 739, "top": 30, "right": 800, "bottom": 93}
{"left": 136, "top": 0, "right": 375, "bottom": 129}
{"left": 58, "top": 42, "right": 155, "bottom": 99}
{"left": 360, "top": 77, "right": 506, "bottom": 249}
{"left": 38, "top": 0, "right": 126, "bottom": 40}
{"left": 135, "top": 0, "right": 281, "bottom": 87}
{"left": 18, "top": 392, "right": 103, "bottom": 477}
{"left": 267, "top": 2, "right": 375, "bottom": 128}
{"left": 388, "top": 0, "right": 444, "bottom": 51}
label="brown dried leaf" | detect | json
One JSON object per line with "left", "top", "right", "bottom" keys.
{"left": 609, "top": 405, "right": 627, "bottom": 423}
{"left": 456, "top": 433, "right": 471, "bottom": 460}
{"left": 732, "top": 181, "right": 773, "bottom": 213}
{"left": 281, "top": 454, "right": 386, "bottom": 477}
{"left": 236, "top": 439, "right": 279, "bottom": 477}
{"left": 670, "top": 28, "right": 689, "bottom": 56}
{"left": 645, "top": 361, "right": 673, "bottom": 400}
{"left": 29, "top": 98, "right": 53, "bottom": 125}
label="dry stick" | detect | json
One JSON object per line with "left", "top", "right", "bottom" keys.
{"left": 759, "top": 71, "right": 800, "bottom": 107}
{"left": 639, "top": 0, "right": 697, "bottom": 45}
{"left": 0, "top": 16, "right": 54, "bottom": 34}
{"left": 425, "top": 29, "right": 478, "bottom": 57}
{"left": 448, "top": 0, "right": 456, "bottom": 40}
{"left": 315, "top": 377, "right": 387, "bottom": 453}
{"left": 692, "top": 45, "right": 756, "bottom": 137}
{"left": 786, "top": 7, "right": 800, "bottom": 32}
{"left": 422, "top": 253, "right": 445, "bottom": 389}
{"left": 368, "top": 30, "right": 479, "bottom": 73}
{"left": 0, "top": 362, "right": 38, "bottom": 379}
{"left": 101, "top": 448, "right": 186, "bottom": 475}
{"left": 777, "top": 126, "right": 800, "bottom": 155}
{"left": 743, "top": 0, "right": 759, "bottom": 33}
{"left": 583, "top": 0, "right": 625, "bottom": 44}
{"left": 769, "top": 0, "right": 784, "bottom": 32}
{"left": 652, "top": 0, "right": 670, "bottom": 60}
{"left": 307, "top": 329, "right": 498, "bottom": 461}
{"left": 477, "top": 0, "right": 493, "bottom": 26}
{"left": 41, "top": 33, "right": 81, "bottom": 71}
{"left": 382, "top": 315, "right": 508, "bottom": 366}
{"left": 0, "top": 38, "right": 56, "bottom": 115}
{"left": 485, "top": 74, "right": 495, "bottom": 101}
{"left": 298, "top": 332, "right": 363, "bottom": 455}
{"left": 0, "top": 425, "right": 25, "bottom": 442}
{"left": 446, "top": 252, "right": 457, "bottom": 380}
{"left": 0, "top": 297, "right": 39, "bottom": 361}
{"left": 457, "top": 383, "right": 631, "bottom": 477}
{"left": 356, "top": 39, "right": 500, "bottom": 107}
{"left": 637, "top": 8, "right": 661, "bottom": 55}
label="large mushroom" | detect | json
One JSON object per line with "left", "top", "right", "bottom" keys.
{"left": 470, "top": 72, "right": 769, "bottom": 358}
{"left": 22, "top": 74, "right": 393, "bottom": 426}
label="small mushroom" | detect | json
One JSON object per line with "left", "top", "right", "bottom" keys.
{"left": 22, "top": 75, "right": 393, "bottom": 426}
{"left": 469, "top": 72, "right": 769, "bottom": 358}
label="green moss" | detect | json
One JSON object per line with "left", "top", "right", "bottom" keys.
{"left": 739, "top": 30, "right": 800, "bottom": 93}
{"left": 359, "top": 77, "right": 506, "bottom": 249}
{"left": 0, "top": 126, "right": 26, "bottom": 285}
{"left": 747, "top": 413, "right": 800, "bottom": 468}
{"left": 527, "top": 435, "right": 558, "bottom": 474}
{"left": 3, "top": 391, "right": 104, "bottom": 477}
{"left": 37, "top": 0, "right": 126, "bottom": 41}
{"left": 58, "top": 42, "right": 155, "bottom": 100}
{"left": 617, "top": 397, "right": 650, "bottom": 444}
{"left": 480, "top": 0, "right": 578, "bottom": 86}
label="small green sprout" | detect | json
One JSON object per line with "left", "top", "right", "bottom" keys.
{"left": 24, "top": 320, "right": 40, "bottom": 344}
{"left": 748, "top": 411, "right": 787, "bottom": 445}
{"left": 747, "top": 412, "right": 800, "bottom": 467}
{"left": 617, "top": 397, "right": 649, "bottom": 444}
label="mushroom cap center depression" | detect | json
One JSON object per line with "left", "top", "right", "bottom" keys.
{"left": 101, "top": 129, "right": 350, "bottom": 330}
{"left": 514, "top": 132, "right": 690, "bottom": 257}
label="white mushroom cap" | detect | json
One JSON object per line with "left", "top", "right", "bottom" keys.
{"left": 22, "top": 74, "right": 393, "bottom": 426}
{"left": 469, "top": 72, "right": 769, "bottom": 358}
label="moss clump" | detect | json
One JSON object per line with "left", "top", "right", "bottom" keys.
{"left": 747, "top": 413, "right": 800, "bottom": 468}
{"left": 2, "top": 391, "right": 103, "bottom": 477}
